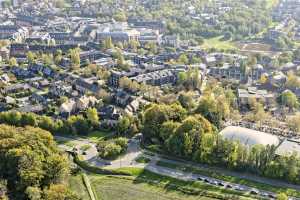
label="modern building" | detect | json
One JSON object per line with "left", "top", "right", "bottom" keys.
{"left": 220, "top": 126, "right": 280, "bottom": 146}
{"left": 237, "top": 87, "right": 275, "bottom": 107}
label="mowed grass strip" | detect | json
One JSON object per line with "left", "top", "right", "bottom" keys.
{"left": 68, "top": 173, "right": 91, "bottom": 200}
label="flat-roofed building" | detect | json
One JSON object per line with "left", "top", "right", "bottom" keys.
{"left": 237, "top": 87, "right": 275, "bottom": 107}
{"left": 276, "top": 139, "right": 300, "bottom": 156}
{"left": 220, "top": 126, "right": 280, "bottom": 146}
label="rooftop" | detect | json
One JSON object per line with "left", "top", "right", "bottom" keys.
{"left": 220, "top": 126, "right": 280, "bottom": 146}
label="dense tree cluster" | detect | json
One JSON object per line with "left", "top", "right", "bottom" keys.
{"left": 141, "top": 103, "right": 300, "bottom": 184}
{"left": 97, "top": 137, "right": 128, "bottom": 159}
{"left": 0, "top": 110, "right": 99, "bottom": 136}
{"left": 0, "top": 125, "right": 77, "bottom": 199}
{"left": 177, "top": 68, "right": 202, "bottom": 90}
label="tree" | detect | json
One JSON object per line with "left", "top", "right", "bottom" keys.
{"left": 98, "top": 142, "right": 122, "bottom": 159}
{"left": 160, "top": 121, "right": 180, "bottom": 141}
{"left": 280, "top": 90, "right": 299, "bottom": 110}
{"left": 113, "top": 11, "right": 127, "bottom": 22}
{"left": 177, "top": 72, "right": 188, "bottom": 85}
{"left": 129, "top": 39, "right": 140, "bottom": 52}
{"left": 42, "top": 54, "right": 53, "bottom": 66}
{"left": 0, "top": 125, "right": 73, "bottom": 199}
{"left": 67, "top": 115, "right": 90, "bottom": 135}
{"left": 21, "top": 113, "right": 37, "bottom": 127}
{"left": 58, "top": 96, "right": 68, "bottom": 106}
{"left": 43, "top": 184, "right": 79, "bottom": 200}
{"left": 177, "top": 54, "right": 189, "bottom": 65}
{"left": 103, "top": 37, "right": 113, "bottom": 49}
{"left": 277, "top": 193, "right": 288, "bottom": 200}
{"left": 25, "top": 187, "right": 42, "bottom": 200}
{"left": 54, "top": 50, "right": 63, "bottom": 64}
{"left": 142, "top": 104, "right": 171, "bottom": 141}
{"left": 8, "top": 57, "right": 17, "bottom": 67}
{"left": 196, "top": 93, "right": 229, "bottom": 127}
{"left": 27, "top": 52, "right": 36, "bottom": 64}
{"left": 285, "top": 71, "right": 300, "bottom": 89}
{"left": 69, "top": 48, "right": 80, "bottom": 69}
{"left": 114, "top": 137, "right": 128, "bottom": 152}
{"left": 116, "top": 116, "right": 131, "bottom": 135}
{"left": 145, "top": 42, "right": 158, "bottom": 54}
{"left": 86, "top": 108, "right": 99, "bottom": 127}
{"left": 178, "top": 92, "right": 195, "bottom": 111}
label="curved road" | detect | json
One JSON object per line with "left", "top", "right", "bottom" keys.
{"left": 55, "top": 136, "right": 300, "bottom": 200}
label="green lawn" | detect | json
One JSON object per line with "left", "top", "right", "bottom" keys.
{"left": 156, "top": 161, "right": 300, "bottom": 198}
{"left": 86, "top": 130, "right": 114, "bottom": 142}
{"left": 68, "top": 174, "right": 91, "bottom": 200}
{"left": 201, "top": 36, "right": 237, "bottom": 50}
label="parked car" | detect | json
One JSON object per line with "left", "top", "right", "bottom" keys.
{"left": 218, "top": 182, "right": 225, "bottom": 187}
{"left": 250, "top": 189, "right": 259, "bottom": 195}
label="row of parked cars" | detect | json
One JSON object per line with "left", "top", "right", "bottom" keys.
{"left": 196, "top": 176, "right": 278, "bottom": 199}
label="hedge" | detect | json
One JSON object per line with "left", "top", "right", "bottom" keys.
{"left": 72, "top": 153, "right": 131, "bottom": 176}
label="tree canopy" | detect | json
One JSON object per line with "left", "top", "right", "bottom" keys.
{"left": 0, "top": 125, "right": 77, "bottom": 199}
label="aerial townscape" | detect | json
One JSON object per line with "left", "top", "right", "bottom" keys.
{"left": 2, "top": 0, "right": 300, "bottom": 199}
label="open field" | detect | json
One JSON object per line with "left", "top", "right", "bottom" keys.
{"left": 96, "top": 168, "right": 258, "bottom": 200}
{"left": 89, "top": 174, "right": 224, "bottom": 200}
{"left": 201, "top": 36, "right": 237, "bottom": 50}
{"left": 236, "top": 42, "right": 272, "bottom": 52}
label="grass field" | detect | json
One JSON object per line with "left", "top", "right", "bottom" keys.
{"left": 68, "top": 174, "right": 91, "bottom": 200}
{"left": 89, "top": 174, "right": 219, "bottom": 200}
{"left": 69, "top": 164, "right": 260, "bottom": 200}
{"left": 156, "top": 161, "right": 300, "bottom": 198}
{"left": 201, "top": 36, "right": 237, "bottom": 50}
{"left": 98, "top": 168, "right": 258, "bottom": 200}
{"left": 85, "top": 130, "right": 114, "bottom": 142}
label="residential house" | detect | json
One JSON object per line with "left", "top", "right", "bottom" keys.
{"left": 113, "top": 90, "right": 132, "bottom": 107}
{"left": 74, "top": 77, "right": 102, "bottom": 94}
{"left": 98, "top": 105, "right": 121, "bottom": 127}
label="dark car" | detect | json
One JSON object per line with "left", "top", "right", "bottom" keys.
{"left": 218, "top": 182, "right": 225, "bottom": 187}
{"left": 250, "top": 189, "right": 259, "bottom": 195}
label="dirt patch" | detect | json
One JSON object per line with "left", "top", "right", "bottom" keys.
{"left": 237, "top": 42, "right": 272, "bottom": 51}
